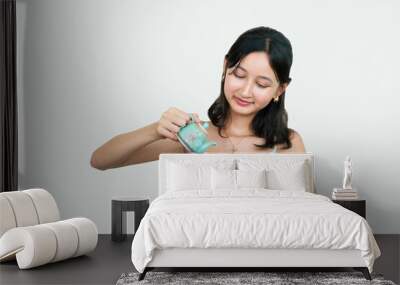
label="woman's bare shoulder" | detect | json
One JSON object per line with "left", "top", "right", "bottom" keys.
{"left": 276, "top": 129, "right": 306, "bottom": 153}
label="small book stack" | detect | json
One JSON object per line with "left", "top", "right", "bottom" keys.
{"left": 332, "top": 188, "right": 359, "bottom": 200}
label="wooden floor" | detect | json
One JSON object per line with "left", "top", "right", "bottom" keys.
{"left": 0, "top": 234, "right": 398, "bottom": 285}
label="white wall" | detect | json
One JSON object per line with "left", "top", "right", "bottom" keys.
{"left": 16, "top": 0, "right": 400, "bottom": 234}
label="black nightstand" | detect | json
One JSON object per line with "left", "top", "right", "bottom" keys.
{"left": 332, "top": 199, "right": 366, "bottom": 219}
{"left": 111, "top": 197, "right": 149, "bottom": 242}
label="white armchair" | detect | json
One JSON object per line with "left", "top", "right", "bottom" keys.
{"left": 0, "top": 188, "right": 98, "bottom": 269}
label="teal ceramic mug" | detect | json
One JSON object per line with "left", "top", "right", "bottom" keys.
{"left": 176, "top": 114, "right": 217, "bottom": 153}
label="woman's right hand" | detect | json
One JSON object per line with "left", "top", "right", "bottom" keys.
{"left": 156, "top": 107, "right": 201, "bottom": 141}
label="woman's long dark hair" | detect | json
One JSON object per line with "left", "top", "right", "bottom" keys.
{"left": 207, "top": 26, "right": 294, "bottom": 150}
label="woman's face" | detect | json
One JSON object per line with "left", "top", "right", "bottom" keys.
{"left": 224, "top": 51, "right": 286, "bottom": 116}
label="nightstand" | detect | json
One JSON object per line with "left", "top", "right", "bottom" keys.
{"left": 332, "top": 199, "right": 366, "bottom": 219}
{"left": 111, "top": 197, "right": 149, "bottom": 242}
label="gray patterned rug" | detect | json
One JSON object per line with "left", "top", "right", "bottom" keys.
{"left": 116, "top": 271, "right": 396, "bottom": 285}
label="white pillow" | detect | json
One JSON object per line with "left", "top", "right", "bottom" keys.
{"left": 211, "top": 168, "right": 268, "bottom": 190}
{"left": 236, "top": 169, "right": 267, "bottom": 189}
{"left": 166, "top": 160, "right": 236, "bottom": 192}
{"left": 237, "top": 159, "right": 311, "bottom": 192}
{"left": 266, "top": 162, "right": 308, "bottom": 191}
{"left": 211, "top": 168, "right": 236, "bottom": 190}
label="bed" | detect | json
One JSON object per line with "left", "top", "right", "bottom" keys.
{"left": 130, "top": 153, "right": 381, "bottom": 281}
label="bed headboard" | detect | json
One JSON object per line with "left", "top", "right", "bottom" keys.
{"left": 158, "top": 153, "right": 316, "bottom": 196}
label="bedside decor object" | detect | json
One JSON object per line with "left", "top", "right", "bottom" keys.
{"left": 332, "top": 188, "right": 359, "bottom": 200}
{"left": 332, "top": 156, "right": 358, "bottom": 200}
{"left": 332, "top": 199, "right": 366, "bottom": 219}
{"left": 176, "top": 114, "right": 217, "bottom": 153}
{"left": 0, "top": 188, "right": 98, "bottom": 269}
{"left": 112, "top": 197, "right": 149, "bottom": 242}
{"left": 342, "top": 155, "right": 353, "bottom": 190}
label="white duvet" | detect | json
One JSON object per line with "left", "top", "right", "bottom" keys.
{"left": 131, "top": 189, "right": 381, "bottom": 273}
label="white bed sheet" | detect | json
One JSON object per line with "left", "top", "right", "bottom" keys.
{"left": 131, "top": 189, "right": 380, "bottom": 273}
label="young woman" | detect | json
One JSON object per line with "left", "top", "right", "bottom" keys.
{"left": 90, "top": 26, "right": 305, "bottom": 170}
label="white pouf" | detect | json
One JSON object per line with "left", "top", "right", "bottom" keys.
{"left": 0, "top": 189, "right": 98, "bottom": 269}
